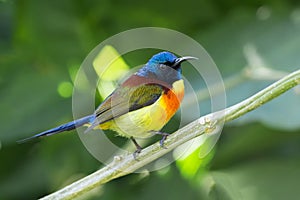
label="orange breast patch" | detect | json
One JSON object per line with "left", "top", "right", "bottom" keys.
{"left": 159, "top": 86, "right": 184, "bottom": 122}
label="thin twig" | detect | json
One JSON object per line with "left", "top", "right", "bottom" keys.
{"left": 41, "top": 69, "right": 300, "bottom": 200}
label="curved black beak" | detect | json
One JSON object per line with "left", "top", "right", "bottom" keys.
{"left": 173, "top": 56, "right": 198, "bottom": 67}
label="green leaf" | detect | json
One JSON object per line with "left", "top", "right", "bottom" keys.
{"left": 93, "top": 45, "right": 130, "bottom": 98}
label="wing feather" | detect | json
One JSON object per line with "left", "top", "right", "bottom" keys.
{"left": 93, "top": 84, "right": 165, "bottom": 125}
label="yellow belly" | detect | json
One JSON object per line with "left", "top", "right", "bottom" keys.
{"left": 100, "top": 103, "right": 167, "bottom": 138}
{"left": 98, "top": 80, "right": 184, "bottom": 138}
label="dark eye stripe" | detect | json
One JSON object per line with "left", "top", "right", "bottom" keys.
{"left": 162, "top": 61, "right": 173, "bottom": 66}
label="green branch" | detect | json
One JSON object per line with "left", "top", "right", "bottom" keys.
{"left": 41, "top": 69, "right": 300, "bottom": 200}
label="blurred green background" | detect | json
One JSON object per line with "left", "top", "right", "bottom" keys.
{"left": 1, "top": 0, "right": 300, "bottom": 199}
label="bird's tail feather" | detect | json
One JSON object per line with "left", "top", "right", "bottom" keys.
{"left": 17, "top": 115, "right": 94, "bottom": 143}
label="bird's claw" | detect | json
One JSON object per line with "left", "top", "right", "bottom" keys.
{"left": 133, "top": 146, "right": 142, "bottom": 160}
{"left": 131, "top": 137, "right": 142, "bottom": 160}
{"left": 159, "top": 133, "right": 169, "bottom": 149}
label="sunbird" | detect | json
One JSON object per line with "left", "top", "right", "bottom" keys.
{"left": 19, "top": 51, "right": 197, "bottom": 155}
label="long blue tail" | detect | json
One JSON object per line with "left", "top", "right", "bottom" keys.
{"left": 18, "top": 115, "right": 95, "bottom": 143}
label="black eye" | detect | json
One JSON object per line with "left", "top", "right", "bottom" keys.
{"left": 163, "top": 61, "right": 173, "bottom": 66}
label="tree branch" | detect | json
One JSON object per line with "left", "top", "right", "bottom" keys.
{"left": 41, "top": 69, "right": 300, "bottom": 200}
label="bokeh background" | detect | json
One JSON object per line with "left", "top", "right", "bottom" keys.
{"left": 1, "top": 0, "right": 300, "bottom": 199}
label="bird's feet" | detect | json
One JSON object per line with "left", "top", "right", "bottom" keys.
{"left": 150, "top": 131, "right": 170, "bottom": 149}
{"left": 131, "top": 137, "right": 142, "bottom": 160}
{"left": 130, "top": 132, "right": 170, "bottom": 160}
{"left": 159, "top": 133, "right": 169, "bottom": 149}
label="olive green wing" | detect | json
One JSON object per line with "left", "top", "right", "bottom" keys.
{"left": 86, "top": 84, "right": 164, "bottom": 131}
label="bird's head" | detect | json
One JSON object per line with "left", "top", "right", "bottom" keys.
{"left": 137, "top": 51, "right": 197, "bottom": 84}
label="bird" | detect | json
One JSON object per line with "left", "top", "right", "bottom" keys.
{"left": 18, "top": 51, "right": 197, "bottom": 156}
